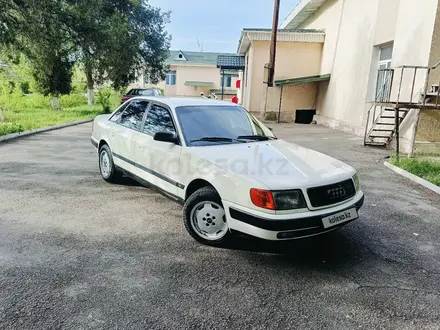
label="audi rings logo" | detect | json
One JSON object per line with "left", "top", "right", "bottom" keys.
{"left": 327, "top": 186, "right": 346, "bottom": 200}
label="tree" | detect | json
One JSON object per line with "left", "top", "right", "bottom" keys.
{"left": 0, "top": 0, "right": 170, "bottom": 106}
{"left": 0, "top": 0, "right": 75, "bottom": 109}
{"left": 63, "top": 0, "right": 170, "bottom": 104}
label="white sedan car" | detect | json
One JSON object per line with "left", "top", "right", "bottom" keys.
{"left": 91, "top": 97, "right": 364, "bottom": 245}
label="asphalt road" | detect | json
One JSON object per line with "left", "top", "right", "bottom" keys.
{"left": 1, "top": 123, "right": 440, "bottom": 329}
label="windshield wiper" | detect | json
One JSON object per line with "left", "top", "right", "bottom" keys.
{"left": 237, "top": 135, "right": 274, "bottom": 141}
{"left": 190, "top": 137, "right": 245, "bottom": 144}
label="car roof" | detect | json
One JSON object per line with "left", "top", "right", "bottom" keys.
{"left": 129, "top": 88, "right": 158, "bottom": 90}
{"left": 128, "top": 96, "right": 237, "bottom": 108}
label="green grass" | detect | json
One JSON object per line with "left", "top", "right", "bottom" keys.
{"left": 0, "top": 92, "right": 120, "bottom": 136}
{"left": 390, "top": 157, "right": 440, "bottom": 186}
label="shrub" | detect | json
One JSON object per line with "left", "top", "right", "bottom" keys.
{"left": 60, "top": 94, "right": 87, "bottom": 108}
{"left": 97, "top": 87, "right": 113, "bottom": 113}
{"left": 22, "top": 94, "right": 50, "bottom": 109}
{"left": 20, "top": 81, "right": 31, "bottom": 94}
{"left": 0, "top": 122, "right": 25, "bottom": 136}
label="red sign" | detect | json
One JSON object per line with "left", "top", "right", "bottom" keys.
{"left": 236, "top": 80, "right": 241, "bottom": 88}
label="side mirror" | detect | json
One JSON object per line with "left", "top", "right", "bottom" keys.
{"left": 153, "top": 131, "right": 178, "bottom": 144}
{"left": 268, "top": 127, "right": 273, "bottom": 131}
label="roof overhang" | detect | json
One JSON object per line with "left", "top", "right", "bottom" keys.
{"left": 184, "top": 81, "right": 215, "bottom": 87}
{"left": 237, "top": 29, "right": 325, "bottom": 55}
{"left": 275, "top": 73, "right": 330, "bottom": 86}
{"left": 217, "top": 55, "right": 245, "bottom": 70}
{"left": 281, "top": 0, "right": 328, "bottom": 29}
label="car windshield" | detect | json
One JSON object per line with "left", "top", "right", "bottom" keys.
{"left": 175, "top": 105, "right": 275, "bottom": 146}
{"left": 139, "top": 89, "right": 156, "bottom": 96}
{"left": 127, "top": 89, "right": 155, "bottom": 96}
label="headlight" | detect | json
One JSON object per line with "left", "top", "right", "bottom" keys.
{"left": 250, "top": 189, "right": 306, "bottom": 210}
{"left": 273, "top": 190, "right": 306, "bottom": 210}
{"left": 353, "top": 174, "right": 360, "bottom": 192}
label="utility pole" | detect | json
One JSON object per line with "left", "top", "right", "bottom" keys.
{"left": 268, "top": 0, "right": 281, "bottom": 87}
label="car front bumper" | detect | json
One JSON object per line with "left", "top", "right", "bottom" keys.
{"left": 224, "top": 192, "right": 364, "bottom": 240}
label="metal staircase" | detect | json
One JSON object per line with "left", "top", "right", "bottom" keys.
{"left": 364, "top": 107, "right": 409, "bottom": 146}
{"left": 364, "top": 62, "right": 440, "bottom": 149}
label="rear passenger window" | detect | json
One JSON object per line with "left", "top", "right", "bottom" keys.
{"left": 143, "top": 105, "right": 175, "bottom": 135}
{"left": 119, "top": 100, "right": 149, "bottom": 131}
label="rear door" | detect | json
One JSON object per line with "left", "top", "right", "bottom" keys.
{"left": 134, "top": 103, "right": 183, "bottom": 198}
{"left": 109, "top": 99, "right": 150, "bottom": 171}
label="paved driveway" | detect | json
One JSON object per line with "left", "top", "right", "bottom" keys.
{"left": 1, "top": 123, "right": 439, "bottom": 329}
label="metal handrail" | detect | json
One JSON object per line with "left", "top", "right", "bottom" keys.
{"left": 431, "top": 60, "right": 440, "bottom": 70}
{"left": 364, "top": 71, "right": 394, "bottom": 145}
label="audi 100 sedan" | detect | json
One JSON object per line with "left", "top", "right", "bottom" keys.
{"left": 91, "top": 97, "right": 364, "bottom": 245}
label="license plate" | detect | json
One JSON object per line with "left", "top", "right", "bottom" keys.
{"left": 322, "top": 208, "right": 358, "bottom": 229}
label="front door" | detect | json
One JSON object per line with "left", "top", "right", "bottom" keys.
{"left": 135, "top": 103, "right": 183, "bottom": 198}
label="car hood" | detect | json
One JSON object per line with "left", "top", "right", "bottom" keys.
{"left": 189, "top": 139, "right": 356, "bottom": 190}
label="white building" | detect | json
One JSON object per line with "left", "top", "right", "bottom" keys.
{"left": 240, "top": 0, "right": 440, "bottom": 154}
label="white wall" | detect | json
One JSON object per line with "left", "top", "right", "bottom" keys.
{"left": 297, "top": 0, "right": 438, "bottom": 136}
{"left": 301, "top": 0, "right": 380, "bottom": 134}
{"left": 374, "top": 0, "right": 400, "bottom": 45}
{"left": 298, "top": 0, "right": 344, "bottom": 74}
{"left": 390, "top": 0, "right": 438, "bottom": 103}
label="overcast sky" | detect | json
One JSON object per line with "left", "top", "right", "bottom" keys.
{"left": 148, "top": 0, "right": 301, "bottom": 53}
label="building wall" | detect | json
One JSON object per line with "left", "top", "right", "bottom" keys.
{"left": 175, "top": 66, "right": 219, "bottom": 96}
{"left": 301, "top": 0, "right": 381, "bottom": 134}
{"left": 245, "top": 40, "right": 323, "bottom": 115}
{"left": 414, "top": 1, "right": 440, "bottom": 152}
{"left": 390, "top": 0, "right": 438, "bottom": 103}
{"left": 297, "top": 0, "right": 343, "bottom": 74}
{"left": 263, "top": 83, "right": 318, "bottom": 122}
{"left": 131, "top": 64, "right": 238, "bottom": 98}
{"left": 374, "top": 0, "right": 400, "bottom": 45}
{"left": 298, "top": 0, "right": 438, "bottom": 139}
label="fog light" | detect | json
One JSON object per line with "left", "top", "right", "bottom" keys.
{"left": 277, "top": 232, "right": 295, "bottom": 239}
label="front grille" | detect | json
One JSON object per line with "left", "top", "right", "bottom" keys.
{"left": 307, "top": 179, "right": 356, "bottom": 208}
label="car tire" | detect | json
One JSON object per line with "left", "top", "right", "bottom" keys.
{"left": 98, "top": 144, "right": 121, "bottom": 183}
{"left": 183, "top": 186, "right": 231, "bottom": 246}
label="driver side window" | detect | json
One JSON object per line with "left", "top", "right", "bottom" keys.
{"left": 143, "top": 104, "right": 176, "bottom": 136}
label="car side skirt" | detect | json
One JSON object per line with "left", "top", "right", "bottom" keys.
{"left": 112, "top": 152, "right": 185, "bottom": 190}
{"left": 117, "top": 166, "right": 185, "bottom": 205}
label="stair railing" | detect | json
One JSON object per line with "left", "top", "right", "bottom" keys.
{"left": 363, "top": 69, "right": 394, "bottom": 145}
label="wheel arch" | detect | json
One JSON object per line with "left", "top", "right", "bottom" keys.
{"left": 98, "top": 139, "right": 108, "bottom": 151}
{"left": 185, "top": 179, "right": 218, "bottom": 201}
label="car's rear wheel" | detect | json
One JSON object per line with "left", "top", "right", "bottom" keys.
{"left": 183, "top": 186, "right": 230, "bottom": 245}
{"left": 99, "top": 144, "right": 121, "bottom": 183}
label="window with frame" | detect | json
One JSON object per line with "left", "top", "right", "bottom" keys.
{"left": 143, "top": 104, "right": 176, "bottom": 136}
{"left": 221, "top": 75, "right": 232, "bottom": 88}
{"left": 376, "top": 45, "right": 393, "bottom": 101}
{"left": 165, "top": 70, "right": 177, "bottom": 86}
{"left": 119, "top": 100, "right": 149, "bottom": 131}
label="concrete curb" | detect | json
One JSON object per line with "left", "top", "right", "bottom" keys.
{"left": 384, "top": 161, "right": 440, "bottom": 195}
{"left": 0, "top": 118, "right": 93, "bottom": 143}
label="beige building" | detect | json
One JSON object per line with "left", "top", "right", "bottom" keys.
{"left": 239, "top": 0, "right": 440, "bottom": 155}
{"left": 133, "top": 50, "right": 239, "bottom": 100}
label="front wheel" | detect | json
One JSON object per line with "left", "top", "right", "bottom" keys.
{"left": 183, "top": 187, "right": 230, "bottom": 245}
{"left": 99, "top": 144, "right": 121, "bottom": 183}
